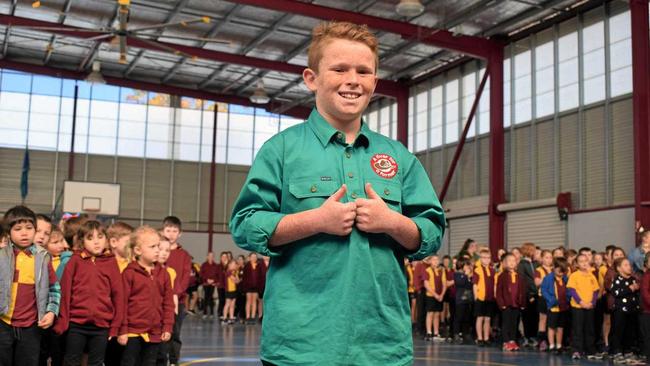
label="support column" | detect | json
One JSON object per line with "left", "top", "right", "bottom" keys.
{"left": 630, "top": 0, "right": 650, "bottom": 237}
{"left": 67, "top": 84, "right": 78, "bottom": 181}
{"left": 207, "top": 106, "right": 218, "bottom": 252}
{"left": 395, "top": 84, "right": 409, "bottom": 147}
{"left": 488, "top": 46, "right": 505, "bottom": 258}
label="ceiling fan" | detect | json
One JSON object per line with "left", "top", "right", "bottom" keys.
{"left": 14, "top": 0, "right": 231, "bottom": 64}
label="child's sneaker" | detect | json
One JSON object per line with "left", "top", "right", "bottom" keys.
{"left": 587, "top": 353, "right": 604, "bottom": 360}
{"left": 433, "top": 334, "right": 445, "bottom": 342}
{"left": 511, "top": 341, "right": 520, "bottom": 351}
{"left": 424, "top": 333, "right": 433, "bottom": 341}
{"left": 572, "top": 352, "right": 582, "bottom": 360}
{"left": 539, "top": 340, "right": 548, "bottom": 352}
{"left": 612, "top": 353, "right": 625, "bottom": 364}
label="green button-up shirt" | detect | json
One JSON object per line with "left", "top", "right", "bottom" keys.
{"left": 230, "top": 108, "right": 445, "bottom": 366}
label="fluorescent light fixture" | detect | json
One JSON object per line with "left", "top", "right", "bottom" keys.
{"left": 396, "top": 0, "right": 425, "bottom": 17}
{"left": 250, "top": 80, "right": 270, "bottom": 104}
{"left": 85, "top": 61, "right": 106, "bottom": 84}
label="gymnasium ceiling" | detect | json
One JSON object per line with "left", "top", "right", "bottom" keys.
{"left": 0, "top": 0, "right": 584, "bottom": 114}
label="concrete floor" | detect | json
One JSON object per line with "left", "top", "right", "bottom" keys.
{"left": 179, "top": 316, "right": 605, "bottom": 365}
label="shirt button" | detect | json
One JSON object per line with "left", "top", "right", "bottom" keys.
{"left": 336, "top": 133, "right": 343, "bottom": 140}
{"left": 345, "top": 152, "right": 351, "bottom": 159}
{"left": 347, "top": 172, "right": 354, "bottom": 178}
{"left": 384, "top": 188, "right": 390, "bottom": 195}
{"left": 351, "top": 192, "right": 358, "bottom": 199}
{"left": 310, "top": 185, "right": 317, "bottom": 193}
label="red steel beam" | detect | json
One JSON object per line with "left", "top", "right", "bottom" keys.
{"left": 488, "top": 46, "right": 505, "bottom": 259}
{"left": 395, "top": 86, "right": 408, "bottom": 146}
{"left": 630, "top": 0, "right": 650, "bottom": 239}
{"left": 438, "top": 68, "right": 489, "bottom": 203}
{"left": 0, "top": 14, "right": 402, "bottom": 98}
{"left": 227, "top": 0, "right": 496, "bottom": 59}
{"left": 0, "top": 59, "right": 311, "bottom": 119}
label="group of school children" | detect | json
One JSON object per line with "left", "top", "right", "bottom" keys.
{"left": 406, "top": 236, "right": 650, "bottom": 364}
{"left": 0, "top": 204, "right": 197, "bottom": 366}
{"left": 188, "top": 251, "right": 268, "bottom": 325}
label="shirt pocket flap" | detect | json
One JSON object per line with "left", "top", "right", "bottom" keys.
{"left": 289, "top": 179, "right": 340, "bottom": 199}
{"left": 368, "top": 179, "right": 402, "bottom": 203}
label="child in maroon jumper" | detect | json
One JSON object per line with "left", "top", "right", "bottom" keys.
{"left": 496, "top": 253, "right": 526, "bottom": 352}
{"left": 641, "top": 253, "right": 650, "bottom": 363}
{"left": 118, "top": 226, "right": 174, "bottom": 366}
{"left": 54, "top": 220, "right": 124, "bottom": 366}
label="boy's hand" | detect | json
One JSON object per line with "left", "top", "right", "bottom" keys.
{"left": 38, "top": 312, "right": 55, "bottom": 329}
{"left": 117, "top": 334, "right": 129, "bottom": 346}
{"left": 580, "top": 301, "right": 592, "bottom": 309}
{"left": 316, "top": 184, "right": 357, "bottom": 236}
{"left": 161, "top": 332, "right": 171, "bottom": 342}
{"left": 355, "top": 184, "right": 395, "bottom": 234}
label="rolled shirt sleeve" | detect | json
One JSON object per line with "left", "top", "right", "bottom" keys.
{"left": 229, "top": 137, "right": 286, "bottom": 257}
{"left": 400, "top": 153, "right": 446, "bottom": 261}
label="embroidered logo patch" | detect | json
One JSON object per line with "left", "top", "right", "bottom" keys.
{"left": 370, "top": 154, "right": 398, "bottom": 179}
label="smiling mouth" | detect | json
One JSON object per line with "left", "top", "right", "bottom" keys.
{"left": 339, "top": 92, "right": 361, "bottom": 100}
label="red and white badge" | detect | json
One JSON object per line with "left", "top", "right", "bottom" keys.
{"left": 370, "top": 154, "right": 398, "bottom": 179}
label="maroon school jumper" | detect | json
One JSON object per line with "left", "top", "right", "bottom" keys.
{"left": 242, "top": 261, "right": 266, "bottom": 293}
{"left": 166, "top": 244, "right": 192, "bottom": 302}
{"left": 54, "top": 250, "right": 125, "bottom": 337}
{"left": 200, "top": 261, "right": 220, "bottom": 287}
{"left": 121, "top": 262, "right": 175, "bottom": 342}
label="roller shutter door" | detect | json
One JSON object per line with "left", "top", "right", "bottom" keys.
{"left": 506, "top": 207, "right": 566, "bottom": 250}
{"left": 448, "top": 215, "right": 489, "bottom": 257}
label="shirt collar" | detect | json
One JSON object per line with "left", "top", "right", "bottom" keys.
{"left": 12, "top": 243, "right": 35, "bottom": 257}
{"left": 307, "top": 108, "right": 370, "bottom": 148}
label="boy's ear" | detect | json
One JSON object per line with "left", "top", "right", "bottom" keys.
{"left": 303, "top": 68, "right": 318, "bottom": 93}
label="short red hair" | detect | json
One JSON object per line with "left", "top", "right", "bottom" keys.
{"left": 307, "top": 21, "right": 379, "bottom": 73}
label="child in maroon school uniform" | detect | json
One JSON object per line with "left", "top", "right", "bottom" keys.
{"left": 54, "top": 220, "right": 125, "bottom": 366}
{"left": 118, "top": 226, "right": 174, "bottom": 366}
{"left": 243, "top": 253, "right": 266, "bottom": 324}
{"left": 496, "top": 252, "right": 527, "bottom": 352}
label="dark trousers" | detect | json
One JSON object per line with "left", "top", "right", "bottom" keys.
{"left": 63, "top": 323, "right": 109, "bottom": 366}
{"left": 39, "top": 329, "right": 64, "bottom": 366}
{"left": 571, "top": 308, "right": 596, "bottom": 354}
{"left": 169, "top": 303, "right": 186, "bottom": 364}
{"left": 522, "top": 297, "right": 539, "bottom": 339}
{"left": 120, "top": 337, "right": 158, "bottom": 366}
{"left": 610, "top": 310, "right": 638, "bottom": 354}
{"left": 104, "top": 337, "right": 124, "bottom": 366}
{"left": 640, "top": 313, "right": 650, "bottom": 360}
{"left": 453, "top": 303, "right": 472, "bottom": 337}
{"left": 217, "top": 288, "right": 226, "bottom": 317}
{"left": 204, "top": 286, "right": 215, "bottom": 316}
{"left": 502, "top": 308, "right": 520, "bottom": 342}
{"left": 0, "top": 321, "right": 41, "bottom": 366}
{"left": 236, "top": 291, "right": 246, "bottom": 319}
{"left": 416, "top": 291, "right": 426, "bottom": 334}
{"left": 155, "top": 341, "right": 170, "bottom": 366}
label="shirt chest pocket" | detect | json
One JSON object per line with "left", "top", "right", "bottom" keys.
{"left": 288, "top": 178, "right": 340, "bottom": 211}
{"left": 367, "top": 178, "right": 402, "bottom": 213}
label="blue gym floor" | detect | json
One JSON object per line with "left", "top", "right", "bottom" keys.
{"left": 179, "top": 316, "right": 604, "bottom": 365}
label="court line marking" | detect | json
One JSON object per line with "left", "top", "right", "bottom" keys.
{"left": 181, "top": 356, "right": 519, "bottom": 366}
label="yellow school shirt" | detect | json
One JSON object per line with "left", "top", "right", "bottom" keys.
{"left": 566, "top": 270, "right": 600, "bottom": 309}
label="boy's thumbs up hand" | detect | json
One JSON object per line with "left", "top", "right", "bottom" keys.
{"left": 316, "top": 184, "right": 357, "bottom": 236}
{"left": 355, "top": 183, "right": 395, "bottom": 234}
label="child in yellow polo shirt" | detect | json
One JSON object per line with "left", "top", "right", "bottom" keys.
{"left": 567, "top": 254, "right": 601, "bottom": 360}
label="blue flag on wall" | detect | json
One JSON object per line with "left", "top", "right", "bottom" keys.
{"left": 20, "top": 149, "right": 29, "bottom": 201}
